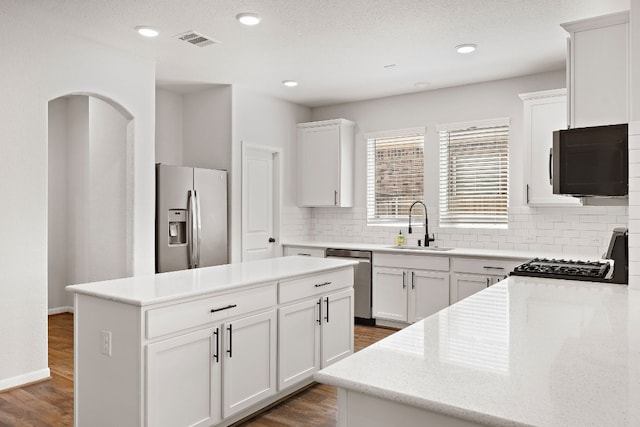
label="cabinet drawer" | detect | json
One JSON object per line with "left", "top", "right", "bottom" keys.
{"left": 284, "top": 246, "right": 325, "bottom": 258}
{"left": 451, "top": 257, "right": 526, "bottom": 276}
{"left": 146, "top": 283, "right": 277, "bottom": 339}
{"left": 279, "top": 268, "right": 353, "bottom": 304}
{"left": 373, "top": 253, "right": 449, "bottom": 271}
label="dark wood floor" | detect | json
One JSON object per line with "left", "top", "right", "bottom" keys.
{"left": 0, "top": 313, "right": 396, "bottom": 427}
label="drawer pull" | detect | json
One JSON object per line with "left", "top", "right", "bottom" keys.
{"left": 210, "top": 304, "right": 237, "bottom": 313}
{"left": 227, "top": 324, "right": 233, "bottom": 358}
{"left": 325, "top": 297, "right": 330, "bottom": 323}
{"left": 213, "top": 328, "right": 219, "bottom": 363}
{"left": 483, "top": 266, "right": 504, "bottom": 271}
{"left": 297, "top": 253, "right": 311, "bottom": 256}
{"left": 314, "top": 281, "right": 332, "bottom": 288}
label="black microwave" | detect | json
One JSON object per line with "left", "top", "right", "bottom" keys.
{"left": 552, "top": 123, "right": 628, "bottom": 197}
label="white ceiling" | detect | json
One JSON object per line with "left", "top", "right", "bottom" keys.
{"left": 8, "top": 0, "right": 629, "bottom": 107}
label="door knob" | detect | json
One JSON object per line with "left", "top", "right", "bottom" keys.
{"left": 268, "top": 237, "right": 276, "bottom": 243}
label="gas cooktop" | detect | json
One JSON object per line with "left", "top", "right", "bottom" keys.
{"left": 510, "top": 258, "right": 611, "bottom": 282}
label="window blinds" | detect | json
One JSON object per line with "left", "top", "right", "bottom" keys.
{"left": 367, "top": 133, "right": 424, "bottom": 224}
{"left": 438, "top": 123, "right": 509, "bottom": 227}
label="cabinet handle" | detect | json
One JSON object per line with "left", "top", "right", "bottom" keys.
{"left": 325, "top": 297, "right": 330, "bottom": 323}
{"left": 226, "top": 324, "right": 233, "bottom": 358}
{"left": 213, "top": 328, "right": 219, "bottom": 363}
{"left": 482, "top": 266, "right": 503, "bottom": 271}
{"left": 486, "top": 278, "right": 490, "bottom": 287}
{"left": 526, "top": 184, "right": 530, "bottom": 205}
{"left": 549, "top": 148, "right": 553, "bottom": 185}
{"left": 314, "top": 281, "right": 332, "bottom": 288}
{"left": 317, "top": 298, "right": 322, "bottom": 325}
{"left": 334, "top": 190, "right": 338, "bottom": 206}
{"left": 297, "top": 253, "right": 311, "bottom": 256}
{"left": 402, "top": 271, "right": 406, "bottom": 289}
{"left": 211, "top": 304, "right": 237, "bottom": 313}
{"left": 411, "top": 271, "right": 415, "bottom": 290}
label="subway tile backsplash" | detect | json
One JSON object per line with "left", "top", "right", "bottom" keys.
{"left": 283, "top": 205, "right": 628, "bottom": 259}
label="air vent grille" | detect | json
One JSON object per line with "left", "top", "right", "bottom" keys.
{"left": 175, "top": 31, "right": 218, "bottom": 48}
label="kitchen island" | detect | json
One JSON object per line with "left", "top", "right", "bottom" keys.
{"left": 315, "top": 276, "right": 640, "bottom": 427}
{"left": 67, "top": 256, "right": 357, "bottom": 427}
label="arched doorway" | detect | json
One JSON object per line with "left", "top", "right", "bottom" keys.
{"left": 47, "top": 94, "right": 134, "bottom": 313}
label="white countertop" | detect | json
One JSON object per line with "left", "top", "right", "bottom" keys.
{"left": 66, "top": 256, "right": 357, "bottom": 306}
{"left": 284, "top": 240, "right": 557, "bottom": 261}
{"left": 315, "top": 276, "right": 640, "bottom": 427}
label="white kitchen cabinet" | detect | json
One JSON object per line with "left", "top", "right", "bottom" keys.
{"left": 147, "top": 327, "right": 220, "bottom": 427}
{"left": 71, "top": 258, "right": 356, "bottom": 427}
{"left": 321, "top": 288, "right": 355, "bottom": 366}
{"left": 222, "top": 310, "right": 277, "bottom": 418}
{"left": 450, "top": 257, "right": 526, "bottom": 303}
{"left": 519, "top": 89, "right": 581, "bottom": 206}
{"left": 561, "top": 11, "right": 629, "bottom": 128}
{"left": 372, "top": 253, "right": 450, "bottom": 324}
{"left": 297, "top": 119, "right": 354, "bottom": 207}
{"left": 283, "top": 245, "right": 325, "bottom": 258}
{"left": 372, "top": 267, "right": 407, "bottom": 322}
{"left": 147, "top": 310, "right": 277, "bottom": 425}
{"left": 278, "top": 269, "right": 354, "bottom": 390}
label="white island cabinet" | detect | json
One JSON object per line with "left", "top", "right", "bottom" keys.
{"left": 67, "top": 256, "right": 355, "bottom": 427}
{"left": 315, "top": 276, "right": 640, "bottom": 427}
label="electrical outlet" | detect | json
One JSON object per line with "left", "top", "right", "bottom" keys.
{"left": 100, "top": 330, "right": 112, "bottom": 356}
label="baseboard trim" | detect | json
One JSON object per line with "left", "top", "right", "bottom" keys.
{"left": 0, "top": 368, "right": 51, "bottom": 392}
{"left": 48, "top": 306, "right": 74, "bottom": 315}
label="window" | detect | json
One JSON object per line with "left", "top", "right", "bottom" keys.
{"left": 438, "top": 118, "right": 509, "bottom": 228}
{"left": 366, "top": 128, "right": 425, "bottom": 225}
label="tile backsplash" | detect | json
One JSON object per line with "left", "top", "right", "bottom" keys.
{"left": 283, "top": 205, "right": 628, "bottom": 259}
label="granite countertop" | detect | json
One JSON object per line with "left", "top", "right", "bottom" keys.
{"left": 283, "top": 240, "right": 565, "bottom": 261}
{"left": 66, "top": 256, "right": 357, "bottom": 306}
{"left": 315, "top": 276, "right": 640, "bottom": 427}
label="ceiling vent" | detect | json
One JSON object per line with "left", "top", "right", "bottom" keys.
{"left": 175, "top": 31, "right": 218, "bottom": 48}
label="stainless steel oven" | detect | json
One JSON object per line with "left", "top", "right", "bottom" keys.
{"left": 325, "top": 248, "right": 374, "bottom": 325}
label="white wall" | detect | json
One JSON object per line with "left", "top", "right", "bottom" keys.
{"left": 155, "top": 89, "right": 184, "bottom": 166}
{"left": 308, "top": 71, "right": 628, "bottom": 258}
{"left": 0, "top": 21, "right": 155, "bottom": 389}
{"left": 231, "top": 87, "right": 312, "bottom": 262}
{"left": 88, "top": 96, "right": 129, "bottom": 282}
{"left": 183, "top": 86, "right": 233, "bottom": 171}
{"left": 48, "top": 98, "right": 71, "bottom": 311}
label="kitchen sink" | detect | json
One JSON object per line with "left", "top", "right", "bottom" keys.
{"left": 385, "top": 245, "right": 453, "bottom": 252}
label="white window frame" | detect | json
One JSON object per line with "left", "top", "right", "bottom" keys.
{"left": 437, "top": 118, "right": 510, "bottom": 229}
{"left": 366, "top": 127, "right": 426, "bottom": 227}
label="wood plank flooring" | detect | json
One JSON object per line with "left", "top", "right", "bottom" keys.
{"left": 0, "top": 314, "right": 396, "bottom": 427}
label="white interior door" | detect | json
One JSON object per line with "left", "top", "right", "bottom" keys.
{"left": 242, "top": 144, "right": 279, "bottom": 261}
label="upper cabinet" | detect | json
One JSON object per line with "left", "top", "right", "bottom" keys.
{"left": 562, "top": 11, "right": 630, "bottom": 128}
{"left": 297, "top": 119, "right": 355, "bottom": 207}
{"left": 519, "top": 89, "right": 581, "bottom": 206}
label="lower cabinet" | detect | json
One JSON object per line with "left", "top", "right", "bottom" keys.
{"left": 278, "top": 288, "right": 354, "bottom": 390}
{"left": 451, "top": 273, "right": 504, "bottom": 303}
{"left": 147, "top": 328, "right": 220, "bottom": 427}
{"left": 146, "top": 310, "right": 277, "bottom": 426}
{"left": 222, "top": 310, "right": 277, "bottom": 418}
{"left": 450, "top": 257, "right": 527, "bottom": 303}
{"left": 372, "top": 267, "right": 449, "bottom": 323}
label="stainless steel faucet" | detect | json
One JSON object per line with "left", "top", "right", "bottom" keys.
{"left": 408, "top": 201, "right": 435, "bottom": 247}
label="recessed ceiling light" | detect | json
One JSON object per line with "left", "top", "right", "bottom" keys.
{"left": 282, "top": 80, "right": 298, "bottom": 87}
{"left": 135, "top": 26, "right": 159, "bottom": 38}
{"left": 414, "top": 82, "right": 430, "bottom": 88}
{"left": 455, "top": 44, "right": 477, "bottom": 54}
{"left": 236, "top": 13, "right": 262, "bottom": 26}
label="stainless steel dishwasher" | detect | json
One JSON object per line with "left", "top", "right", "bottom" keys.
{"left": 325, "top": 248, "right": 374, "bottom": 326}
